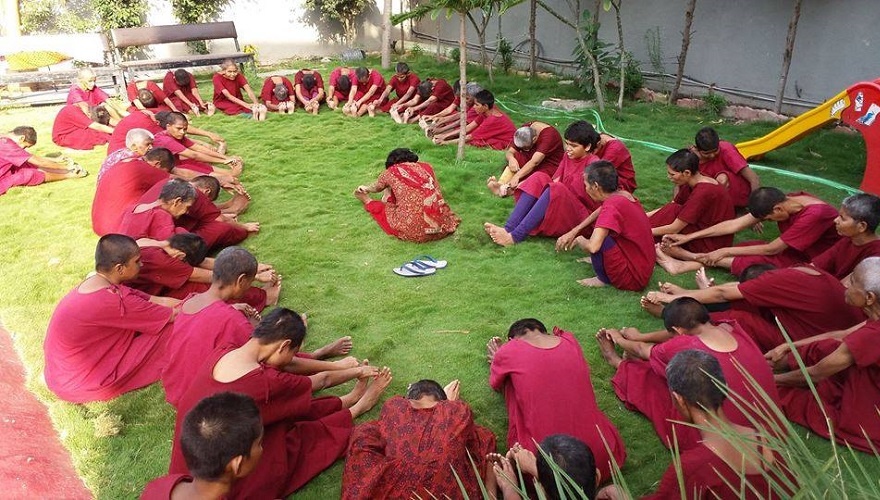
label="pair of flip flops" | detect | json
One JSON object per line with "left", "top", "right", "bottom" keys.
{"left": 393, "top": 255, "right": 448, "bottom": 277}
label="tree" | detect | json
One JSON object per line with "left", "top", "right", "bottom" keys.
{"left": 604, "top": 0, "right": 626, "bottom": 110}
{"left": 304, "top": 0, "right": 371, "bottom": 47}
{"left": 466, "top": 0, "right": 521, "bottom": 84}
{"left": 670, "top": 0, "right": 697, "bottom": 103}
{"left": 774, "top": 0, "right": 802, "bottom": 114}
{"left": 528, "top": 0, "right": 537, "bottom": 77}
{"left": 381, "top": 0, "right": 392, "bottom": 68}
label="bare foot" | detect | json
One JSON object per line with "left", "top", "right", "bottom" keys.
{"left": 576, "top": 256, "right": 593, "bottom": 265}
{"left": 578, "top": 276, "right": 608, "bottom": 287}
{"left": 444, "top": 379, "right": 460, "bottom": 401}
{"left": 640, "top": 296, "right": 664, "bottom": 318}
{"left": 350, "top": 367, "right": 393, "bottom": 418}
{"left": 264, "top": 278, "right": 282, "bottom": 306}
{"left": 655, "top": 244, "right": 697, "bottom": 275}
{"left": 695, "top": 267, "right": 715, "bottom": 289}
{"left": 313, "top": 336, "right": 353, "bottom": 359}
{"left": 340, "top": 374, "right": 370, "bottom": 408}
{"left": 487, "top": 176, "right": 504, "bottom": 196}
{"left": 354, "top": 190, "right": 371, "bottom": 204}
{"left": 487, "top": 336, "right": 502, "bottom": 364}
{"left": 333, "top": 356, "right": 360, "bottom": 369}
{"left": 595, "top": 330, "right": 623, "bottom": 368}
{"left": 484, "top": 222, "right": 515, "bottom": 247}
{"left": 255, "top": 268, "right": 277, "bottom": 283}
{"left": 659, "top": 281, "right": 686, "bottom": 294}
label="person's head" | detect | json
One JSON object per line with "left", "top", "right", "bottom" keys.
{"left": 252, "top": 307, "right": 308, "bottom": 365}
{"left": 385, "top": 148, "right": 419, "bottom": 168}
{"left": 667, "top": 350, "right": 727, "bottom": 418}
{"left": 125, "top": 128, "right": 154, "bottom": 155}
{"left": 473, "top": 89, "right": 495, "bottom": 111}
{"left": 405, "top": 379, "right": 447, "bottom": 401}
{"left": 91, "top": 105, "right": 111, "bottom": 125}
{"left": 417, "top": 80, "right": 433, "bottom": 99}
{"left": 158, "top": 178, "right": 196, "bottom": 218}
{"left": 584, "top": 160, "right": 618, "bottom": 198}
{"left": 665, "top": 148, "right": 700, "bottom": 185}
{"left": 219, "top": 60, "right": 239, "bottom": 79}
{"left": 747, "top": 187, "right": 788, "bottom": 221}
{"left": 513, "top": 126, "right": 537, "bottom": 150}
{"left": 355, "top": 66, "right": 370, "bottom": 83}
{"left": 662, "top": 297, "right": 711, "bottom": 334}
{"left": 169, "top": 233, "right": 209, "bottom": 266}
{"left": 173, "top": 69, "right": 192, "bottom": 87}
{"left": 11, "top": 126, "right": 37, "bottom": 148}
{"left": 739, "top": 263, "right": 776, "bottom": 282}
{"left": 180, "top": 392, "right": 263, "bottom": 482}
{"left": 137, "top": 88, "right": 157, "bottom": 108}
{"left": 336, "top": 75, "right": 352, "bottom": 93}
{"left": 155, "top": 110, "right": 173, "bottom": 128}
{"left": 164, "top": 112, "right": 189, "bottom": 140}
{"left": 507, "top": 318, "right": 547, "bottom": 340}
{"left": 77, "top": 68, "right": 96, "bottom": 90}
{"left": 845, "top": 257, "right": 880, "bottom": 312}
{"left": 191, "top": 175, "right": 221, "bottom": 201}
{"left": 465, "top": 82, "right": 483, "bottom": 105}
{"left": 212, "top": 246, "right": 258, "bottom": 293}
{"left": 395, "top": 62, "right": 410, "bottom": 78}
{"left": 536, "top": 435, "right": 597, "bottom": 500}
{"left": 94, "top": 234, "right": 141, "bottom": 280}
{"left": 836, "top": 193, "right": 880, "bottom": 237}
{"left": 694, "top": 127, "right": 720, "bottom": 161}
{"left": 272, "top": 83, "right": 289, "bottom": 102}
{"left": 563, "top": 121, "right": 600, "bottom": 160}
{"left": 143, "top": 147, "right": 175, "bottom": 172}
{"left": 302, "top": 73, "right": 317, "bottom": 91}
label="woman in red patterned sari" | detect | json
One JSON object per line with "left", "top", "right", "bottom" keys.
{"left": 354, "top": 148, "right": 460, "bottom": 242}
{"left": 341, "top": 379, "right": 496, "bottom": 500}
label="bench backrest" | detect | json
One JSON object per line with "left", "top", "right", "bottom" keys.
{"left": 111, "top": 22, "right": 239, "bottom": 50}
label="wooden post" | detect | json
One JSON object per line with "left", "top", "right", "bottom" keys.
{"left": 457, "top": 11, "right": 468, "bottom": 160}
{"left": 381, "top": 0, "right": 392, "bottom": 68}
{"left": 774, "top": 0, "right": 802, "bottom": 114}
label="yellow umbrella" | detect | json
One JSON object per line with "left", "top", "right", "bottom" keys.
{"left": 6, "top": 51, "right": 72, "bottom": 72}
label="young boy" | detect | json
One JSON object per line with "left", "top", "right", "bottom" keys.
{"left": 434, "top": 90, "right": 515, "bottom": 150}
{"left": 689, "top": 126, "right": 760, "bottom": 209}
{"left": 141, "top": 392, "right": 263, "bottom": 499}
{"left": 368, "top": 62, "right": 420, "bottom": 117}
{"left": 0, "top": 126, "right": 87, "bottom": 196}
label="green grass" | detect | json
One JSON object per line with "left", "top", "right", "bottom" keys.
{"left": 0, "top": 54, "right": 872, "bottom": 499}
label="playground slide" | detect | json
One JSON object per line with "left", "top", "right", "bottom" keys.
{"left": 735, "top": 79, "right": 880, "bottom": 195}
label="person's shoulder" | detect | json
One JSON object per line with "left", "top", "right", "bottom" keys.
{"left": 141, "top": 473, "right": 193, "bottom": 500}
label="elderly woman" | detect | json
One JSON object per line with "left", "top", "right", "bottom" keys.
{"left": 354, "top": 148, "right": 460, "bottom": 243}
{"left": 342, "top": 379, "right": 496, "bottom": 500}
{"left": 98, "top": 128, "right": 154, "bottom": 181}
{"left": 488, "top": 121, "right": 564, "bottom": 197}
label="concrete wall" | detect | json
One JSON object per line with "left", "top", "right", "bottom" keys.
{"left": 416, "top": 0, "right": 880, "bottom": 112}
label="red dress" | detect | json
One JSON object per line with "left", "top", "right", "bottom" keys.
{"left": 596, "top": 138, "right": 637, "bottom": 192}
{"left": 698, "top": 141, "right": 751, "bottom": 208}
{"left": 342, "top": 397, "right": 496, "bottom": 500}
{"left": 162, "top": 70, "right": 200, "bottom": 111}
{"left": 469, "top": 111, "right": 516, "bottom": 150}
{"left": 119, "top": 204, "right": 186, "bottom": 241}
{"left": 378, "top": 73, "right": 420, "bottom": 112}
{"left": 811, "top": 237, "right": 880, "bottom": 279}
{"left": 778, "top": 319, "right": 880, "bottom": 453}
{"left": 612, "top": 321, "right": 781, "bottom": 450}
{"left": 91, "top": 158, "right": 170, "bottom": 235}
{"left": 489, "top": 328, "right": 627, "bottom": 482}
{"left": 51, "top": 104, "right": 110, "bottom": 150}
{"left": 259, "top": 75, "right": 295, "bottom": 106}
{"left": 329, "top": 67, "right": 355, "bottom": 101}
{"left": 649, "top": 181, "right": 735, "bottom": 253}
{"left": 152, "top": 131, "right": 213, "bottom": 174}
{"left": 43, "top": 284, "right": 173, "bottom": 403}
{"left": 169, "top": 347, "right": 354, "bottom": 499}
{"left": 593, "top": 194, "right": 655, "bottom": 291}
{"left": 126, "top": 80, "right": 171, "bottom": 112}
{"left": 66, "top": 83, "right": 108, "bottom": 106}
{"left": 0, "top": 137, "right": 44, "bottom": 196}
{"left": 140, "top": 474, "right": 192, "bottom": 499}
{"left": 212, "top": 72, "right": 252, "bottom": 115}
{"left": 511, "top": 123, "right": 563, "bottom": 177}
{"left": 107, "top": 110, "right": 160, "bottom": 155}
{"left": 417, "top": 79, "right": 455, "bottom": 116}
{"left": 352, "top": 69, "right": 386, "bottom": 101}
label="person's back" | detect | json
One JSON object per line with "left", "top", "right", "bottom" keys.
{"left": 92, "top": 158, "right": 170, "bottom": 236}
{"left": 108, "top": 111, "right": 159, "bottom": 154}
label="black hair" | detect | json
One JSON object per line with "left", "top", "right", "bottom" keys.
{"left": 137, "top": 88, "right": 157, "bottom": 108}
{"left": 452, "top": 79, "right": 461, "bottom": 95}
{"left": 841, "top": 193, "right": 880, "bottom": 232}
{"left": 564, "top": 121, "right": 600, "bottom": 150}
{"left": 95, "top": 234, "right": 139, "bottom": 272}
{"left": 584, "top": 160, "right": 618, "bottom": 193}
{"left": 166, "top": 111, "right": 189, "bottom": 127}
{"left": 92, "top": 105, "right": 111, "bottom": 125}
{"left": 336, "top": 75, "right": 351, "bottom": 93}
{"left": 385, "top": 148, "right": 419, "bottom": 168}
{"left": 507, "top": 318, "right": 547, "bottom": 339}
{"left": 739, "top": 263, "right": 776, "bottom": 282}
{"left": 191, "top": 175, "right": 221, "bottom": 201}
{"left": 173, "top": 69, "right": 192, "bottom": 87}
{"left": 666, "top": 148, "right": 700, "bottom": 174}
{"left": 302, "top": 73, "right": 316, "bottom": 91}
{"left": 252, "top": 307, "right": 307, "bottom": 349}
{"left": 159, "top": 178, "right": 196, "bottom": 203}
{"left": 417, "top": 80, "right": 433, "bottom": 99}
{"left": 473, "top": 89, "right": 495, "bottom": 109}
{"left": 747, "top": 187, "right": 787, "bottom": 219}
{"left": 666, "top": 349, "right": 727, "bottom": 411}
{"left": 212, "top": 246, "right": 258, "bottom": 285}
{"left": 143, "top": 147, "right": 176, "bottom": 171}
{"left": 12, "top": 126, "right": 37, "bottom": 145}
{"left": 169, "top": 233, "right": 208, "bottom": 266}
{"left": 537, "top": 435, "right": 597, "bottom": 500}
{"left": 155, "top": 111, "right": 173, "bottom": 128}
{"left": 405, "top": 379, "right": 447, "bottom": 401}
{"left": 662, "top": 297, "right": 711, "bottom": 332}
{"left": 272, "top": 83, "right": 289, "bottom": 101}
{"left": 694, "top": 127, "right": 720, "bottom": 152}
{"left": 355, "top": 66, "right": 370, "bottom": 82}
{"left": 395, "top": 61, "right": 410, "bottom": 74}
{"left": 180, "top": 392, "right": 262, "bottom": 481}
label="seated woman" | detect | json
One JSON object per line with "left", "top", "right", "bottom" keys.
{"left": 212, "top": 60, "right": 265, "bottom": 119}
{"left": 367, "top": 62, "right": 420, "bottom": 118}
{"left": 260, "top": 75, "right": 296, "bottom": 114}
{"left": 1, "top": 125, "right": 87, "bottom": 196}
{"left": 126, "top": 80, "right": 178, "bottom": 113}
{"left": 342, "top": 379, "right": 496, "bottom": 500}
{"left": 67, "top": 68, "right": 127, "bottom": 123}
{"left": 488, "top": 121, "right": 564, "bottom": 197}
{"left": 327, "top": 66, "right": 356, "bottom": 110}
{"left": 433, "top": 90, "right": 515, "bottom": 150}
{"left": 347, "top": 66, "right": 385, "bottom": 117}
{"left": 152, "top": 111, "right": 243, "bottom": 179}
{"left": 354, "top": 148, "right": 460, "bottom": 243}
{"left": 163, "top": 69, "right": 215, "bottom": 116}
{"left": 294, "top": 69, "right": 325, "bottom": 114}
{"left": 399, "top": 78, "right": 454, "bottom": 124}
{"left": 421, "top": 81, "right": 481, "bottom": 138}
{"left": 51, "top": 103, "right": 113, "bottom": 150}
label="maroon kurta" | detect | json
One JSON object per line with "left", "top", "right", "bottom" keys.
{"left": 352, "top": 69, "right": 386, "bottom": 101}
{"left": 107, "top": 110, "right": 160, "bottom": 155}
{"left": 119, "top": 204, "right": 186, "bottom": 241}
{"left": 91, "top": 159, "right": 170, "bottom": 236}
{"left": 596, "top": 138, "right": 637, "bottom": 192}
{"left": 140, "top": 474, "right": 192, "bottom": 500}
{"left": 469, "top": 111, "right": 516, "bottom": 150}
{"left": 378, "top": 73, "right": 420, "bottom": 112}
{"left": 698, "top": 140, "right": 751, "bottom": 208}
{"left": 511, "top": 123, "right": 563, "bottom": 178}
{"left": 259, "top": 76, "right": 295, "bottom": 106}
{"left": 294, "top": 69, "right": 325, "bottom": 104}
{"left": 649, "top": 181, "right": 735, "bottom": 253}
{"left": 212, "top": 72, "right": 251, "bottom": 115}
{"left": 0, "top": 137, "right": 44, "bottom": 196}
{"left": 163, "top": 70, "right": 200, "bottom": 111}
{"left": 342, "top": 397, "right": 496, "bottom": 500}
{"left": 417, "top": 79, "right": 455, "bottom": 116}
{"left": 811, "top": 237, "right": 880, "bottom": 279}
{"left": 51, "top": 104, "right": 109, "bottom": 150}
{"left": 43, "top": 284, "right": 173, "bottom": 402}
{"left": 489, "top": 328, "right": 627, "bottom": 482}
{"left": 127, "top": 80, "right": 170, "bottom": 112}
{"left": 594, "top": 194, "right": 655, "bottom": 291}
{"left": 152, "top": 131, "right": 214, "bottom": 174}
{"left": 67, "top": 83, "right": 108, "bottom": 106}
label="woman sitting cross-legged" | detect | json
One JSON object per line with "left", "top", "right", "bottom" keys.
{"left": 354, "top": 148, "right": 460, "bottom": 243}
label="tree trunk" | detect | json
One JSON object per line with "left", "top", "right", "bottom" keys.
{"left": 528, "top": 0, "right": 537, "bottom": 77}
{"left": 3, "top": 0, "right": 21, "bottom": 37}
{"left": 579, "top": 31, "right": 605, "bottom": 111}
{"left": 670, "top": 0, "right": 697, "bottom": 103}
{"left": 400, "top": 0, "right": 406, "bottom": 52}
{"left": 436, "top": 22, "right": 442, "bottom": 59}
{"left": 614, "top": 2, "right": 625, "bottom": 110}
{"left": 381, "top": 0, "right": 392, "bottom": 68}
{"left": 774, "top": 0, "right": 802, "bottom": 114}
{"left": 457, "top": 12, "right": 468, "bottom": 161}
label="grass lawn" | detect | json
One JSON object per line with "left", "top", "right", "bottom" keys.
{"left": 0, "top": 54, "right": 873, "bottom": 498}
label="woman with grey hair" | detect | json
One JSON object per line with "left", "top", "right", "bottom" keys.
{"left": 488, "top": 121, "right": 564, "bottom": 197}
{"left": 98, "top": 127, "right": 154, "bottom": 180}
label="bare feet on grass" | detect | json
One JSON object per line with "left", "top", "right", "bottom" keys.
{"left": 264, "top": 278, "right": 282, "bottom": 306}
{"left": 313, "top": 336, "right": 353, "bottom": 359}
{"left": 658, "top": 281, "right": 686, "bottom": 295}
{"left": 640, "top": 295, "right": 664, "bottom": 317}
{"left": 349, "top": 367, "right": 393, "bottom": 418}
{"left": 486, "top": 176, "right": 510, "bottom": 197}
{"left": 595, "top": 329, "right": 623, "bottom": 369}
{"left": 695, "top": 267, "right": 715, "bottom": 289}
{"left": 578, "top": 276, "right": 607, "bottom": 288}
{"left": 484, "top": 222, "right": 515, "bottom": 247}
{"left": 655, "top": 244, "right": 698, "bottom": 275}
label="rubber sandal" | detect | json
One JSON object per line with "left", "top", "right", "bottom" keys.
{"left": 412, "top": 255, "right": 447, "bottom": 269}
{"left": 393, "top": 261, "right": 436, "bottom": 277}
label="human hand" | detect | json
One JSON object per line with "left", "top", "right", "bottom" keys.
{"left": 596, "top": 485, "right": 622, "bottom": 500}
{"left": 255, "top": 268, "right": 278, "bottom": 283}
{"left": 697, "top": 249, "right": 727, "bottom": 266}
{"left": 645, "top": 290, "right": 673, "bottom": 304}
{"left": 751, "top": 221, "right": 765, "bottom": 234}
{"left": 444, "top": 379, "right": 460, "bottom": 401}
{"left": 232, "top": 303, "right": 261, "bottom": 321}
{"left": 162, "top": 245, "right": 186, "bottom": 261}
{"left": 335, "top": 356, "right": 359, "bottom": 369}
{"left": 555, "top": 230, "right": 578, "bottom": 253}
{"left": 658, "top": 281, "right": 685, "bottom": 295}
{"left": 661, "top": 233, "right": 689, "bottom": 248}
{"left": 488, "top": 454, "right": 518, "bottom": 496}
{"left": 487, "top": 336, "right": 502, "bottom": 364}
{"left": 764, "top": 344, "right": 791, "bottom": 371}
{"left": 358, "top": 364, "right": 380, "bottom": 378}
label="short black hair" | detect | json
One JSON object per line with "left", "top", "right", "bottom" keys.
{"left": 336, "top": 75, "right": 351, "bottom": 93}
{"left": 155, "top": 111, "right": 173, "bottom": 128}
{"left": 137, "top": 88, "right": 157, "bottom": 108}
{"left": 143, "top": 147, "right": 175, "bottom": 171}
{"left": 95, "top": 234, "right": 139, "bottom": 272}
{"left": 180, "top": 392, "right": 262, "bottom": 481}
{"left": 666, "top": 148, "right": 699, "bottom": 174}
{"left": 507, "top": 318, "right": 547, "bottom": 339}
{"left": 91, "top": 105, "right": 111, "bottom": 125}
{"left": 564, "top": 121, "right": 600, "bottom": 150}
{"left": 405, "top": 379, "right": 447, "bottom": 401}
{"left": 252, "top": 307, "right": 307, "bottom": 348}
{"left": 159, "top": 178, "right": 196, "bottom": 203}
{"left": 166, "top": 111, "right": 188, "bottom": 127}
{"left": 662, "top": 297, "right": 711, "bottom": 332}
{"left": 395, "top": 61, "right": 410, "bottom": 74}
{"left": 417, "top": 80, "right": 433, "bottom": 99}
{"left": 173, "top": 69, "right": 192, "bottom": 87}
{"left": 191, "top": 175, "right": 221, "bottom": 201}
{"left": 473, "top": 89, "right": 495, "bottom": 109}
{"left": 537, "top": 434, "right": 597, "bottom": 500}
{"left": 739, "top": 263, "right": 776, "bottom": 282}
{"left": 169, "top": 233, "right": 208, "bottom": 266}
{"left": 694, "top": 127, "right": 720, "bottom": 152}
{"left": 12, "top": 126, "right": 37, "bottom": 145}
{"left": 842, "top": 193, "right": 880, "bottom": 232}
{"left": 355, "top": 66, "right": 370, "bottom": 81}
{"left": 302, "top": 73, "right": 316, "bottom": 91}
{"left": 212, "top": 246, "right": 258, "bottom": 285}
{"left": 584, "top": 160, "right": 618, "bottom": 193}
{"left": 385, "top": 148, "right": 419, "bottom": 168}
{"left": 666, "top": 349, "right": 727, "bottom": 411}
{"left": 747, "top": 187, "right": 787, "bottom": 219}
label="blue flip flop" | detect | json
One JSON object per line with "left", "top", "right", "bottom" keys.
{"left": 412, "top": 255, "right": 448, "bottom": 269}
{"left": 393, "top": 261, "right": 437, "bottom": 277}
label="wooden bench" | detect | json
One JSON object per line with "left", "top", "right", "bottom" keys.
{"left": 110, "top": 21, "right": 253, "bottom": 85}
